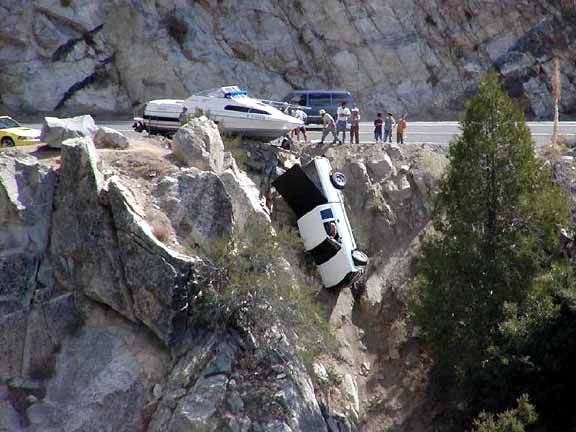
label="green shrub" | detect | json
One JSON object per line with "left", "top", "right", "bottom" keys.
{"left": 192, "top": 221, "right": 336, "bottom": 361}
{"left": 409, "top": 71, "right": 570, "bottom": 426}
{"left": 222, "top": 134, "right": 247, "bottom": 169}
{"left": 471, "top": 394, "right": 537, "bottom": 432}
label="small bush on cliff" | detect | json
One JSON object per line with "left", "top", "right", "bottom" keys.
{"left": 471, "top": 394, "right": 537, "bottom": 432}
{"left": 410, "top": 71, "right": 568, "bottom": 422}
{"left": 193, "top": 221, "right": 336, "bottom": 360}
{"left": 222, "top": 134, "right": 247, "bottom": 169}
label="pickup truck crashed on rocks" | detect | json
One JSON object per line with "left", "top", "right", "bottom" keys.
{"left": 273, "top": 157, "right": 368, "bottom": 289}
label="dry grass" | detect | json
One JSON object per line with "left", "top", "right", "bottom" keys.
{"left": 222, "top": 134, "right": 247, "bottom": 168}
{"left": 149, "top": 210, "right": 173, "bottom": 244}
{"left": 540, "top": 141, "right": 564, "bottom": 161}
{"left": 152, "top": 224, "right": 171, "bottom": 243}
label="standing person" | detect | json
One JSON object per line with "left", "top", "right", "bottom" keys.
{"left": 319, "top": 109, "right": 339, "bottom": 145}
{"left": 179, "top": 106, "right": 191, "bottom": 126}
{"left": 374, "top": 112, "right": 383, "bottom": 143}
{"left": 350, "top": 106, "right": 360, "bottom": 144}
{"left": 336, "top": 101, "right": 351, "bottom": 144}
{"left": 292, "top": 105, "right": 308, "bottom": 143}
{"left": 383, "top": 112, "right": 395, "bottom": 143}
{"left": 395, "top": 114, "right": 407, "bottom": 144}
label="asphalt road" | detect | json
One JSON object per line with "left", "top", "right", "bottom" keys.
{"left": 22, "top": 120, "right": 576, "bottom": 146}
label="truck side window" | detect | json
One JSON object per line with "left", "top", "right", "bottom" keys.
{"left": 324, "top": 221, "right": 340, "bottom": 242}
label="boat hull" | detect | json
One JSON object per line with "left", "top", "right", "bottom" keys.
{"left": 141, "top": 110, "right": 299, "bottom": 140}
{"left": 137, "top": 90, "right": 302, "bottom": 140}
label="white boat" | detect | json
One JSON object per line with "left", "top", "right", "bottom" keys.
{"left": 134, "top": 86, "right": 302, "bottom": 140}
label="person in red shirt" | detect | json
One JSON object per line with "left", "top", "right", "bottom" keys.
{"left": 395, "top": 114, "right": 407, "bottom": 144}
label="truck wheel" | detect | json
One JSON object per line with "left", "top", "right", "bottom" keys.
{"left": 330, "top": 171, "right": 346, "bottom": 189}
{"left": 352, "top": 250, "right": 368, "bottom": 266}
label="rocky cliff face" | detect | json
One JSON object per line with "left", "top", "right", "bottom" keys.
{"left": 2, "top": 0, "right": 576, "bottom": 119}
{"left": 0, "top": 114, "right": 454, "bottom": 431}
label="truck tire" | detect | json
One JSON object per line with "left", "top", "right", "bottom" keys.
{"left": 330, "top": 171, "right": 346, "bottom": 189}
{"left": 352, "top": 250, "right": 368, "bottom": 266}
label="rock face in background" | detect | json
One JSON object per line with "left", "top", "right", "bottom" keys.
{"left": 1, "top": 1, "right": 575, "bottom": 119}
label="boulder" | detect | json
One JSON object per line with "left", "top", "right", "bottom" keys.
{"left": 384, "top": 143, "right": 404, "bottom": 161}
{"left": 154, "top": 169, "right": 234, "bottom": 249}
{"left": 94, "top": 126, "right": 129, "bottom": 149}
{"left": 341, "top": 160, "right": 375, "bottom": 212}
{"left": 27, "top": 307, "right": 170, "bottom": 432}
{"left": 50, "top": 137, "right": 135, "bottom": 322}
{"left": 1, "top": 296, "right": 78, "bottom": 382}
{"left": 220, "top": 169, "right": 270, "bottom": 234}
{"left": 21, "top": 294, "right": 81, "bottom": 378}
{"left": 40, "top": 115, "right": 97, "bottom": 148}
{"left": 366, "top": 153, "right": 397, "bottom": 180}
{"left": 0, "top": 309, "right": 28, "bottom": 379}
{"left": 0, "top": 151, "right": 56, "bottom": 313}
{"left": 167, "top": 374, "right": 229, "bottom": 431}
{"left": 0, "top": 387, "right": 21, "bottom": 432}
{"left": 106, "top": 177, "right": 213, "bottom": 345}
{"left": 341, "top": 374, "right": 360, "bottom": 419}
{"left": 408, "top": 147, "right": 448, "bottom": 199}
{"left": 172, "top": 116, "right": 224, "bottom": 173}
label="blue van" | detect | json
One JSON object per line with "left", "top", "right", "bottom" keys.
{"left": 282, "top": 90, "right": 354, "bottom": 124}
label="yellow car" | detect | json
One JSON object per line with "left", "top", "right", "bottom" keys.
{"left": 0, "top": 116, "right": 41, "bottom": 147}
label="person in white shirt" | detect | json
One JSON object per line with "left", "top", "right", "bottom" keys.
{"left": 336, "top": 101, "right": 351, "bottom": 144}
{"left": 291, "top": 105, "right": 308, "bottom": 142}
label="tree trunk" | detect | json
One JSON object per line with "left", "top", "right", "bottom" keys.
{"left": 552, "top": 57, "right": 560, "bottom": 146}
{"left": 553, "top": 101, "right": 559, "bottom": 146}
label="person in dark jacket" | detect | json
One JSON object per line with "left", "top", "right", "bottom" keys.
{"left": 374, "top": 112, "right": 383, "bottom": 143}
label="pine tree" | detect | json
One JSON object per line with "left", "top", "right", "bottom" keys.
{"left": 411, "top": 71, "right": 567, "bottom": 389}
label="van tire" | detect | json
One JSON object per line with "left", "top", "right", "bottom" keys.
{"left": 352, "top": 250, "right": 368, "bottom": 266}
{"left": 330, "top": 172, "right": 346, "bottom": 189}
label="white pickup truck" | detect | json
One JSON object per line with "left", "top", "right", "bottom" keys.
{"left": 273, "top": 157, "right": 368, "bottom": 289}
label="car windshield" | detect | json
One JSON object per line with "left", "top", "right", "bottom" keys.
{"left": 0, "top": 118, "right": 20, "bottom": 129}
